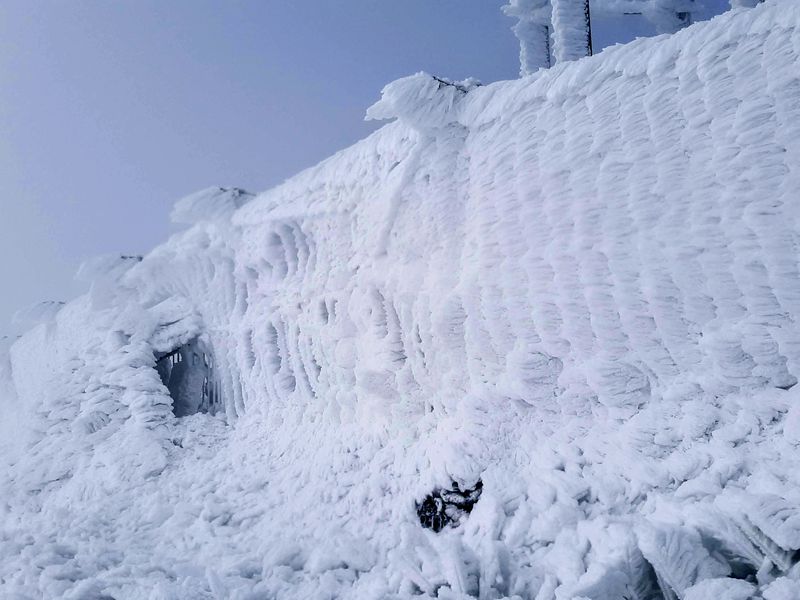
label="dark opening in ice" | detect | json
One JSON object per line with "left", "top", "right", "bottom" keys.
{"left": 417, "top": 480, "right": 483, "bottom": 532}
{"left": 156, "top": 338, "right": 221, "bottom": 417}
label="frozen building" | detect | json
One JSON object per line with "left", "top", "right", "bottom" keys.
{"left": 1, "top": 3, "right": 800, "bottom": 598}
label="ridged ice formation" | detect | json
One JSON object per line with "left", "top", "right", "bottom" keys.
{"left": 2, "top": 3, "right": 800, "bottom": 598}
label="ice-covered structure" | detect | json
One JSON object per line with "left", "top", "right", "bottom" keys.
{"left": 2, "top": 3, "right": 800, "bottom": 598}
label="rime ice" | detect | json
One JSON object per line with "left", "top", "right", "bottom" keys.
{"left": 2, "top": 3, "right": 800, "bottom": 599}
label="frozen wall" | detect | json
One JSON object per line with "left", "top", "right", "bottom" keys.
{"left": 2, "top": 3, "right": 800, "bottom": 598}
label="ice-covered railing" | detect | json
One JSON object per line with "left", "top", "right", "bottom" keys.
{"left": 502, "top": 0, "right": 712, "bottom": 77}
{"left": 2, "top": 3, "right": 800, "bottom": 598}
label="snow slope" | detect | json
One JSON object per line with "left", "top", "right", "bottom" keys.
{"left": 2, "top": 3, "right": 800, "bottom": 598}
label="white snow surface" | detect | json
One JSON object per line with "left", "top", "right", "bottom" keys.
{"left": 170, "top": 187, "right": 256, "bottom": 226}
{"left": 3, "top": 3, "right": 800, "bottom": 598}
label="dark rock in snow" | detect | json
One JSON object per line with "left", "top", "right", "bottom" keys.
{"left": 417, "top": 480, "right": 483, "bottom": 532}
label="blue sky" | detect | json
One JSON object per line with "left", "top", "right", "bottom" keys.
{"left": 0, "top": 0, "right": 730, "bottom": 332}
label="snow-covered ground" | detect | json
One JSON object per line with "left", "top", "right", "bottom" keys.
{"left": 2, "top": 3, "right": 800, "bottom": 598}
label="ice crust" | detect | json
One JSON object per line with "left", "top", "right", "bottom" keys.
{"left": 2, "top": 3, "right": 800, "bottom": 598}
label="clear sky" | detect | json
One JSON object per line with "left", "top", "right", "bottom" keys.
{"left": 0, "top": 0, "right": 730, "bottom": 333}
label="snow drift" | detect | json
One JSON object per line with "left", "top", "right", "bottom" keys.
{"left": 2, "top": 3, "right": 800, "bottom": 598}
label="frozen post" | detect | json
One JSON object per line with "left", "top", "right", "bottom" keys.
{"left": 550, "top": 0, "right": 593, "bottom": 63}
{"left": 503, "top": 0, "right": 554, "bottom": 75}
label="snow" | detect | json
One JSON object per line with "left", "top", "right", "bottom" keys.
{"left": 592, "top": 0, "right": 699, "bottom": 34}
{"left": 170, "top": 186, "right": 255, "bottom": 226}
{"left": 11, "top": 299, "right": 66, "bottom": 332}
{"left": 2, "top": 2, "right": 800, "bottom": 598}
{"left": 365, "top": 73, "right": 481, "bottom": 131}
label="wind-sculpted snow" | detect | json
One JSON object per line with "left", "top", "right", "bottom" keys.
{"left": 3, "top": 3, "right": 800, "bottom": 598}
